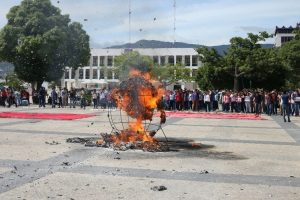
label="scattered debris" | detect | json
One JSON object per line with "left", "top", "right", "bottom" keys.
{"left": 62, "top": 162, "right": 70, "bottom": 166}
{"left": 45, "top": 141, "right": 60, "bottom": 145}
{"left": 14, "top": 165, "right": 18, "bottom": 171}
{"left": 199, "top": 170, "right": 209, "bottom": 174}
{"left": 151, "top": 185, "right": 167, "bottom": 191}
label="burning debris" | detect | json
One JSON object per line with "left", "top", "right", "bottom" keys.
{"left": 103, "top": 70, "right": 167, "bottom": 151}
{"left": 67, "top": 69, "right": 168, "bottom": 152}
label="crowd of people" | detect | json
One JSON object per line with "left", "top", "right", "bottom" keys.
{"left": 1, "top": 86, "right": 299, "bottom": 122}
{"left": 33, "top": 87, "right": 113, "bottom": 110}
{"left": 161, "top": 89, "right": 300, "bottom": 122}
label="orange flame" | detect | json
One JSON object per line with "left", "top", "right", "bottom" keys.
{"left": 111, "top": 69, "right": 165, "bottom": 144}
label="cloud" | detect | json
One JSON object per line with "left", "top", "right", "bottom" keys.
{"left": 1, "top": 0, "right": 300, "bottom": 46}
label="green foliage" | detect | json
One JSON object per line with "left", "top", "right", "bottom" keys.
{"left": 0, "top": 0, "right": 90, "bottom": 87}
{"left": 3, "top": 72, "right": 24, "bottom": 90}
{"left": 114, "top": 51, "right": 153, "bottom": 80}
{"left": 152, "top": 64, "right": 193, "bottom": 83}
{"left": 196, "top": 32, "right": 289, "bottom": 90}
{"left": 279, "top": 31, "right": 300, "bottom": 88}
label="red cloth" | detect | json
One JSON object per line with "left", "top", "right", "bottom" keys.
{"left": 0, "top": 112, "right": 95, "bottom": 120}
{"left": 160, "top": 111, "right": 264, "bottom": 120}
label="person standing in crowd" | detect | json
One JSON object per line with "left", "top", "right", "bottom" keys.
{"left": 230, "top": 92, "right": 237, "bottom": 112}
{"left": 294, "top": 90, "right": 300, "bottom": 116}
{"left": 92, "top": 89, "right": 98, "bottom": 109}
{"left": 69, "top": 87, "right": 76, "bottom": 108}
{"left": 245, "top": 92, "right": 251, "bottom": 113}
{"left": 204, "top": 91, "right": 211, "bottom": 112}
{"left": 254, "top": 91, "right": 263, "bottom": 116}
{"left": 222, "top": 92, "right": 230, "bottom": 112}
{"left": 80, "top": 88, "right": 86, "bottom": 109}
{"left": 38, "top": 86, "right": 46, "bottom": 108}
{"left": 1, "top": 88, "right": 7, "bottom": 107}
{"left": 192, "top": 89, "right": 199, "bottom": 111}
{"left": 183, "top": 89, "right": 189, "bottom": 110}
{"left": 175, "top": 89, "right": 183, "bottom": 111}
{"left": 62, "top": 88, "right": 68, "bottom": 108}
{"left": 272, "top": 91, "right": 278, "bottom": 115}
{"left": 57, "top": 87, "right": 62, "bottom": 108}
{"left": 21, "top": 89, "right": 29, "bottom": 105}
{"left": 169, "top": 91, "right": 175, "bottom": 111}
{"left": 209, "top": 90, "right": 215, "bottom": 111}
{"left": 281, "top": 91, "right": 291, "bottom": 122}
{"left": 236, "top": 93, "right": 242, "bottom": 113}
{"left": 51, "top": 87, "right": 57, "bottom": 108}
{"left": 188, "top": 91, "right": 193, "bottom": 110}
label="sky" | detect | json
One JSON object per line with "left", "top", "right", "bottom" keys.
{"left": 0, "top": 0, "right": 299, "bottom": 47}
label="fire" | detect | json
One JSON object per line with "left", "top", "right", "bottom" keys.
{"left": 111, "top": 69, "right": 165, "bottom": 145}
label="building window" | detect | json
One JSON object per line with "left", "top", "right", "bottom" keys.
{"left": 71, "top": 68, "right": 75, "bottom": 79}
{"left": 192, "top": 55, "right": 198, "bottom": 66}
{"left": 153, "top": 56, "right": 158, "bottom": 64}
{"left": 92, "top": 56, "right": 98, "bottom": 66}
{"left": 79, "top": 68, "right": 83, "bottom": 79}
{"left": 160, "top": 56, "right": 165, "bottom": 65}
{"left": 92, "top": 69, "right": 97, "bottom": 79}
{"left": 100, "top": 56, "right": 105, "bottom": 66}
{"left": 107, "top": 69, "right": 113, "bottom": 79}
{"left": 107, "top": 56, "right": 113, "bottom": 66}
{"left": 64, "top": 69, "right": 70, "bottom": 79}
{"left": 85, "top": 69, "right": 90, "bottom": 79}
{"left": 185, "top": 55, "right": 190, "bottom": 66}
{"left": 176, "top": 56, "right": 182, "bottom": 65}
{"left": 281, "top": 36, "right": 294, "bottom": 44}
{"left": 100, "top": 68, "right": 105, "bottom": 79}
{"left": 168, "top": 56, "right": 174, "bottom": 65}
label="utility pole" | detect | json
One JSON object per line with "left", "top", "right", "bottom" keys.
{"left": 173, "top": 0, "right": 176, "bottom": 46}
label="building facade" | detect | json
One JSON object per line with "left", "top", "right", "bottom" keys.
{"left": 62, "top": 48, "right": 202, "bottom": 90}
{"left": 274, "top": 23, "right": 299, "bottom": 47}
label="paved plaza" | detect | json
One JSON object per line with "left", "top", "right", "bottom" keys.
{"left": 0, "top": 106, "right": 300, "bottom": 200}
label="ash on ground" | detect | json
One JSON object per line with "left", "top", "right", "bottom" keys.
{"left": 66, "top": 133, "right": 169, "bottom": 152}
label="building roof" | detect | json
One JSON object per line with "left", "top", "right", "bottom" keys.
{"left": 275, "top": 23, "right": 300, "bottom": 35}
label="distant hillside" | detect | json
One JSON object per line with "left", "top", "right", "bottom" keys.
{"left": 107, "top": 40, "right": 274, "bottom": 55}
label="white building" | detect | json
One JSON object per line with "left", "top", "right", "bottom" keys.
{"left": 62, "top": 48, "right": 202, "bottom": 90}
{"left": 274, "top": 23, "right": 299, "bottom": 47}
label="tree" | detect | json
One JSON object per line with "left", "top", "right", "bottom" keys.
{"left": 4, "top": 72, "right": 24, "bottom": 90}
{"left": 115, "top": 51, "right": 194, "bottom": 86}
{"left": 152, "top": 64, "right": 193, "bottom": 86}
{"left": 279, "top": 30, "right": 300, "bottom": 88}
{"left": 0, "top": 0, "right": 90, "bottom": 89}
{"left": 196, "top": 32, "right": 289, "bottom": 90}
{"left": 196, "top": 47, "right": 231, "bottom": 90}
{"left": 225, "top": 32, "right": 270, "bottom": 91}
{"left": 114, "top": 51, "right": 153, "bottom": 81}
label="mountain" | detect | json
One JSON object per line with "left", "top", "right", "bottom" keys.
{"left": 107, "top": 40, "right": 274, "bottom": 55}
{"left": 107, "top": 39, "right": 203, "bottom": 49}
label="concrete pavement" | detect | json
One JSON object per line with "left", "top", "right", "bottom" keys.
{"left": 0, "top": 105, "right": 299, "bottom": 199}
